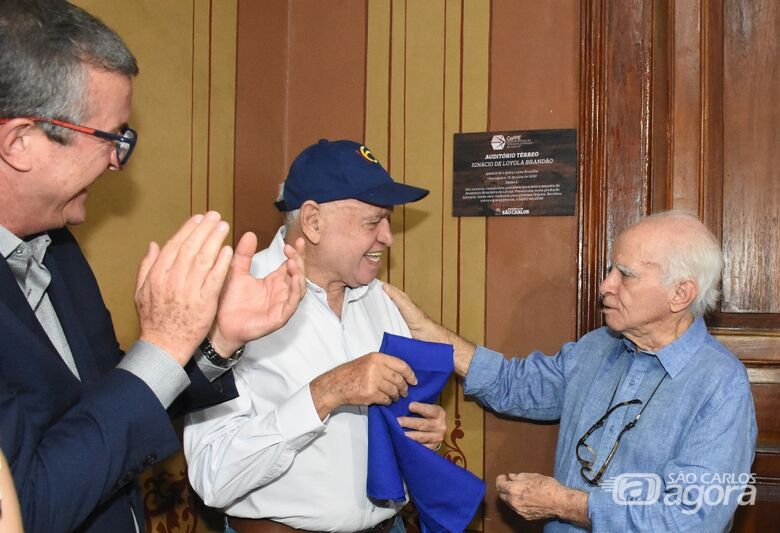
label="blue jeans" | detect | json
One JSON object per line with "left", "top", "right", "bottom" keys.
{"left": 225, "top": 514, "right": 405, "bottom": 533}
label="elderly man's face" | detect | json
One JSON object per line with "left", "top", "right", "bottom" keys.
{"left": 598, "top": 225, "right": 676, "bottom": 347}
{"left": 317, "top": 199, "right": 394, "bottom": 288}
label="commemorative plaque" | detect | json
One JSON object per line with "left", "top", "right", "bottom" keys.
{"left": 453, "top": 129, "right": 577, "bottom": 216}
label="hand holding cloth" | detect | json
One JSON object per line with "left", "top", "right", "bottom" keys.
{"left": 368, "top": 333, "right": 485, "bottom": 533}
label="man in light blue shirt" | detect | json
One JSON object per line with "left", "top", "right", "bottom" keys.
{"left": 385, "top": 211, "right": 757, "bottom": 532}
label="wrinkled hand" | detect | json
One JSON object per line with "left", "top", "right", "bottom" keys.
{"left": 496, "top": 473, "right": 589, "bottom": 527}
{"left": 382, "top": 283, "right": 444, "bottom": 343}
{"left": 384, "top": 283, "right": 477, "bottom": 377}
{"left": 397, "top": 401, "right": 447, "bottom": 450}
{"left": 208, "top": 233, "right": 306, "bottom": 356}
{"left": 135, "top": 212, "right": 233, "bottom": 366}
{"left": 310, "top": 353, "right": 417, "bottom": 420}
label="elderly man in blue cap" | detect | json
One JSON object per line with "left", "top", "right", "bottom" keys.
{"left": 185, "top": 140, "right": 447, "bottom": 533}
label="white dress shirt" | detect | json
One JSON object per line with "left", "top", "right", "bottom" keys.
{"left": 184, "top": 227, "right": 409, "bottom": 531}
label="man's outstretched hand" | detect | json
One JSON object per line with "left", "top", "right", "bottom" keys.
{"left": 208, "top": 233, "right": 306, "bottom": 357}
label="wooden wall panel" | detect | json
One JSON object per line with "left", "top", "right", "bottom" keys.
{"left": 578, "top": 0, "right": 662, "bottom": 336}
{"left": 233, "top": 0, "right": 288, "bottom": 247}
{"left": 627, "top": 0, "right": 780, "bottom": 529}
{"left": 486, "top": 1, "right": 579, "bottom": 531}
{"left": 670, "top": 0, "right": 703, "bottom": 212}
{"left": 454, "top": 8, "right": 490, "bottom": 522}
{"left": 720, "top": 0, "right": 780, "bottom": 314}
{"left": 604, "top": 0, "right": 654, "bottom": 228}
{"left": 286, "top": 1, "right": 367, "bottom": 158}
{"left": 234, "top": 0, "right": 367, "bottom": 248}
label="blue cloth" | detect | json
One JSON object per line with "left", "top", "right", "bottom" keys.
{"left": 368, "top": 333, "right": 485, "bottom": 533}
{"left": 464, "top": 317, "right": 757, "bottom": 532}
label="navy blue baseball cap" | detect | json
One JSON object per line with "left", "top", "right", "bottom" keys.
{"left": 274, "top": 139, "right": 429, "bottom": 211}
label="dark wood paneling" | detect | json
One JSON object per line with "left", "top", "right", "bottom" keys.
{"left": 720, "top": 0, "right": 780, "bottom": 315}
{"left": 603, "top": 0, "right": 654, "bottom": 233}
{"left": 577, "top": 0, "right": 608, "bottom": 337}
{"left": 701, "top": 0, "right": 780, "bottom": 329}
{"left": 577, "top": 0, "right": 663, "bottom": 337}
{"left": 579, "top": 0, "right": 779, "bottom": 531}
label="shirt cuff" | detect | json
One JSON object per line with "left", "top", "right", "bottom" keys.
{"left": 117, "top": 340, "right": 190, "bottom": 409}
{"left": 463, "top": 345, "right": 505, "bottom": 395}
{"left": 587, "top": 482, "right": 616, "bottom": 531}
{"left": 276, "top": 384, "right": 327, "bottom": 450}
{"left": 194, "top": 347, "right": 229, "bottom": 382}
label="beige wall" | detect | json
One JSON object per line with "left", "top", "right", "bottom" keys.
{"left": 69, "top": 2, "right": 237, "bottom": 530}
{"left": 71, "top": 0, "right": 237, "bottom": 350}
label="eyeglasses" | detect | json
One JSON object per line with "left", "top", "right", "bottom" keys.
{"left": 576, "top": 372, "right": 666, "bottom": 486}
{"left": 0, "top": 117, "right": 137, "bottom": 167}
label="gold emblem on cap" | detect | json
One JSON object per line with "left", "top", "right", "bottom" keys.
{"left": 359, "top": 146, "right": 379, "bottom": 163}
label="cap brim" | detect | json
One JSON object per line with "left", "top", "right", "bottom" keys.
{"left": 353, "top": 182, "right": 429, "bottom": 207}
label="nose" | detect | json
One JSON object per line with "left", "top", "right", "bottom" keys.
{"left": 598, "top": 267, "right": 619, "bottom": 297}
{"left": 378, "top": 218, "right": 394, "bottom": 247}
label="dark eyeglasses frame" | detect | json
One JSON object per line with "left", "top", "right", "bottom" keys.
{"left": 576, "top": 372, "right": 666, "bottom": 486}
{"left": 0, "top": 116, "right": 137, "bottom": 167}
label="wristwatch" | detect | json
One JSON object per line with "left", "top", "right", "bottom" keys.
{"left": 199, "top": 337, "right": 245, "bottom": 369}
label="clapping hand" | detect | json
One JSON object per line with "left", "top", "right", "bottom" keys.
{"left": 208, "top": 232, "right": 306, "bottom": 357}
{"left": 135, "top": 212, "right": 234, "bottom": 365}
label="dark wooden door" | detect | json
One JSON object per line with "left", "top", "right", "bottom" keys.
{"left": 579, "top": 1, "right": 780, "bottom": 530}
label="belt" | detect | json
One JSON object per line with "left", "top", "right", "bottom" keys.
{"left": 226, "top": 515, "right": 398, "bottom": 533}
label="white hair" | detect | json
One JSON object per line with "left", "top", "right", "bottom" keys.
{"left": 276, "top": 182, "right": 300, "bottom": 229}
{"left": 633, "top": 210, "right": 723, "bottom": 317}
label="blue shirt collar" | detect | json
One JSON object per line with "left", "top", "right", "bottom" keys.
{"left": 621, "top": 316, "right": 706, "bottom": 378}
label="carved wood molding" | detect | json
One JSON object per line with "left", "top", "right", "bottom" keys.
{"left": 577, "top": 0, "right": 608, "bottom": 338}
{"left": 577, "top": 0, "right": 660, "bottom": 337}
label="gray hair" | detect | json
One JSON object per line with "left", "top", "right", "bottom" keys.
{"left": 276, "top": 181, "right": 300, "bottom": 229}
{"left": 0, "top": 0, "right": 138, "bottom": 143}
{"left": 634, "top": 210, "right": 723, "bottom": 317}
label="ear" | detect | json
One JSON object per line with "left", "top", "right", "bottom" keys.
{"left": 299, "top": 200, "right": 323, "bottom": 245}
{"left": 0, "top": 118, "right": 37, "bottom": 172}
{"left": 670, "top": 279, "right": 698, "bottom": 313}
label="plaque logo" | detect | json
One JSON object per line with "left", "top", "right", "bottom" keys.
{"left": 490, "top": 135, "right": 506, "bottom": 150}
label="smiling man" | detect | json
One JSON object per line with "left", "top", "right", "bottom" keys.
{"left": 0, "top": 2, "right": 305, "bottom": 532}
{"left": 385, "top": 211, "right": 757, "bottom": 532}
{"left": 185, "top": 140, "right": 446, "bottom": 533}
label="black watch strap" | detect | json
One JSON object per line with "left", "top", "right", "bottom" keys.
{"left": 199, "top": 337, "right": 245, "bottom": 369}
